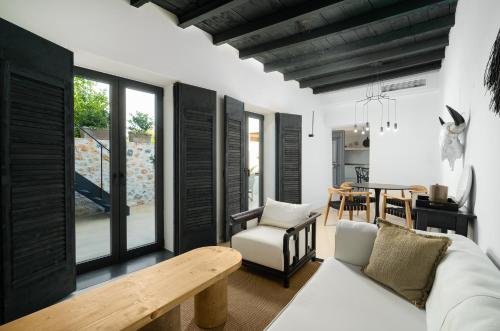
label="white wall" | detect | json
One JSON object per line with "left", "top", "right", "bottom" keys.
{"left": 0, "top": 0, "right": 332, "bottom": 250}
{"left": 318, "top": 71, "right": 443, "bottom": 187}
{"left": 439, "top": 0, "right": 500, "bottom": 264}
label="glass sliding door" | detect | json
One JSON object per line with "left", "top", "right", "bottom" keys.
{"left": 246, "top": 113, "right": 264, "bottom": 209}
{"left": 124, "top": 87, "right": 158, "bottom": 250}
{"left": 74, "top": 76, "right": 113, "bottom": 264}
{"left": 74, "top": 68, "right": 164, "bottom": 273}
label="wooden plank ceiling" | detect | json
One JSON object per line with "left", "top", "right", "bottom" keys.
{"left": 131, "top": 0, "right": 457, "bottom": 94}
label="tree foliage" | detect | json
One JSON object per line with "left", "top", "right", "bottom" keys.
{"left": 74, "top": 77, "right": 109, "bottom": 134}
{"left": 128, "top": 111, "right": 154, "bottom": 134}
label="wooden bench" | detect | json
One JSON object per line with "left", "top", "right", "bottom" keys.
{"left": 0, "top": 246, "right": 242, "bottom": 331}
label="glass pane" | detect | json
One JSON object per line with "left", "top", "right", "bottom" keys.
{"left": 125, "top": 88, "right": 157, "bottom": 250}
{"left": 248, "top": 117, "right": 261, "bottom": 209}
{"left": 74, "top": 77, "right": 112, "bottom": 263}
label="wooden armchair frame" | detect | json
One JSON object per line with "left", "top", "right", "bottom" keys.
{"left": 382, "top": 185, "right": 428, "bottom": 228}
{"left": 229, "top": 208, "right": 320, "bottom": 288}
{"left": 325, "top": 186, "right": 371, "bottom": 224}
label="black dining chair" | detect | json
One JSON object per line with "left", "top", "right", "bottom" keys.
{"left": 355, "top": 167, "right": 370, "bottom": 183}
{"left": 324, "top": 185, "right": 371, "bottom": 225}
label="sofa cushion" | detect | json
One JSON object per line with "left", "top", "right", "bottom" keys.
{"left": 362, "top": 219, "right": 451, "bottom": 308}
{"left": 266, "top": 257, "right": 426, "bottom": 331}
{"left": 231, "top": 225, "right": 308, "bottom": 271}
{"left": 334, "top": 220, "right": 378, "bottom": 266}
{"left": 426, "top": 233, "right": 500, "bottom": 331}
{"left": 259, "top": 198, "right": 311, "bottom": 229}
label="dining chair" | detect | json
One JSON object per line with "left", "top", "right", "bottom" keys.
{"left": 354, "top": 167, "right": 370, "bottom": 183}
{"left": 324, "top": 186, "right": 371, "bottom": 225}
{"left": 381, "top": 185, "right": 428, "bottom": 228}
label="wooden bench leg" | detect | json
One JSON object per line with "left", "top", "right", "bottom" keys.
{"left": 194, "top": 277, "right": 228, "bottom": 328}
{"left": 140, "top": 305, "right": 180, "bottom": 331}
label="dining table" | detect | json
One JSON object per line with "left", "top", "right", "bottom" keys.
{"left": 351, "top": 182, "right": 412, "bottom": 223}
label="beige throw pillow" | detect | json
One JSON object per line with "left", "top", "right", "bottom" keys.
{"left": 362, "top": 219, "right": 451, "bottom": 308}
{"left": 259, "top": 198, "right": 311, "bottom": 229}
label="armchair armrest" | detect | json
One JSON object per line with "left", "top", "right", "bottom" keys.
{"left": 229, "top": 207, "right": 264, "bottom": 240}
{"left": 283, "top": 212, "right": 320, "bottom": 271}
{"left": 230, "top": 207, "right": 264, "bottom": 227}
{"left": 286, "top": 212, "right": 321, "bottom": 235}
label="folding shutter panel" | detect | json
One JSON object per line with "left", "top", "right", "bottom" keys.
{"left": 224, "top": 96, "right": 246, "bottom": 240}
{"left": 174, "top": 83, "right": 217, "bottom": 255}
{"left": 1, "top": 18, "right": 75, "bottom": 323}
{"left": 275, "top": 113, "right": 302, "bottom": 204}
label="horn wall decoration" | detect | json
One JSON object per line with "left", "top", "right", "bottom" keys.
{"left": 484, "top": 27, "right": 500, "bottom": 115}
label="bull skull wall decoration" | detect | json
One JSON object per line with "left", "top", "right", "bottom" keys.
{"left": 439, "top": 105, "right": 467, "bottom": 171}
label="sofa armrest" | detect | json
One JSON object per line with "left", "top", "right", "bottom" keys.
{"left": 335, "top": 220, "right": 378, "bottom": 266}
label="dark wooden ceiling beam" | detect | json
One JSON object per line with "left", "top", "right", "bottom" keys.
{"left": 313, "top": 61, "right": 442, "bottom": 94}
{"left": 300, "top": 49, "right": 445, "bottom": 88}
{"left": 239, "top": 0, "right": 457, "bottom": 60}
{"left": 264, "top": 15, "right": 454, "bottom": 73}
{"left": 131, "top": 0, "right": 150, "bottom": 7}
{"left": 178, "top": 0, "right": 248, "bottom": 28}
{"left": 213, "top": 0, "right": 345, "bottom": 45}
{"left": 285, "top": 35, "right": 449, "bottom": 81}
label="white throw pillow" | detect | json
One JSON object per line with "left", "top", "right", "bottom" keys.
{"left": 334, "top": 220, "right": 378, "bottom": 266}
{"left": 259, "top": 198, "right": 311, "bottom": 229}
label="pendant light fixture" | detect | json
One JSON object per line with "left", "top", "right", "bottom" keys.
{"left": 352, "top": 71, "right": 398, "bottom": 135}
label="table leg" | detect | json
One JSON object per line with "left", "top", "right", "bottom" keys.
{"left": 455, "top": 215, "right": 468, "bottom": 236}
{"left": 140, "top": 305, "right": 180, "bottom": 331}
{"left": 194, "top": 277, "right": 228, "bottom": 328}
{"left": 373, "top": 188, "right": 381, "bottom": 223}
{"left": 415, "top": 211, "right": 429, "bottom": 231}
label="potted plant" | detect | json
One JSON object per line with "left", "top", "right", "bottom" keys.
{"left": 128, "top": 111, "right": 153, "bottom": 143}
{"left": 74, "top": 77, "right": 110, "bottom": 140}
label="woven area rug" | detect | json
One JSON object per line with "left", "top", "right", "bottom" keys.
{"left": 180, "top": 261, "right": 321, "bottom": 331}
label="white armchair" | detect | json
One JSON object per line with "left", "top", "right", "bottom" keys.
{"left": 230, "top": 206, "right": 320, "bottom": 288}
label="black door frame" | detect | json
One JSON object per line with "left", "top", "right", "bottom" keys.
{"left": 244, "top": 111, "right": 264, "bottom": 209}
{"left": 74, "top": 67, "right": 164, "bottom": 274}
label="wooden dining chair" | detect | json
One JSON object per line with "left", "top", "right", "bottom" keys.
{"left": 381, "top": 185, "right": 428, "bottom": 228}
{"left": 325, "top": 186, "right": 371, "bottom": 225}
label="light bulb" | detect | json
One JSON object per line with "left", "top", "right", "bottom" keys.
{"left": 366, "top": 122, "right": 370, "bottom": 131}
{"left": 380, "top": 126, "right": 384, "bottom": 135}
{"left": 386, "top": 121, "right": 391, "bottom": 131}
{"left": 394, "top": 122, "right": 398, "bottom": 132}
{"left": 361, "top": 129, "right": 365, "bottom": 135}
{"left": 354, "top": 124, "right": 358, "bottom": 133}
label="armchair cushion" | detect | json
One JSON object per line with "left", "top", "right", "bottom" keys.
{"left": 334, "top": 220, "right": 378, "bottom": 266}
{"left": 231, "top": 225, "right": 308, "bottom": 271}
{"left": 259, "top": 198, "right": 311, "bottom": 229}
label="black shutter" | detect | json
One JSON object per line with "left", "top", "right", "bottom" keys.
{"left": 174, "top": 83, "right": 217, "bottom": 255}
{"left": 0, "top": 19, "right": 75, "bottom": 323}
{"left": 223, "top": 96, "right": 246, "bottom": 240}
{"left": 276, "top": 113, "right": 302, "bottom": 204}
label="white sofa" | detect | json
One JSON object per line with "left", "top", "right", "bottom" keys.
{"left": 266, "top": 221, "right": 500, "bottom": 331}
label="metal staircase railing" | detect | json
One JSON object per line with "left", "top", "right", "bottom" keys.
{"left": 75, "top": 126, "right": 129, "bottom": 215}
{"left": 79, "top": 126, "right": 109, "bottom": 193}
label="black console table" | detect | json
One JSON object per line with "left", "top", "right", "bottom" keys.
{"left": 414, "top": 207, "right": 476, "bottom": 236}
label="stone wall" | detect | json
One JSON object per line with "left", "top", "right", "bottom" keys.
{"left": 75, "top": 138, "right": 155, "bottom": 216}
